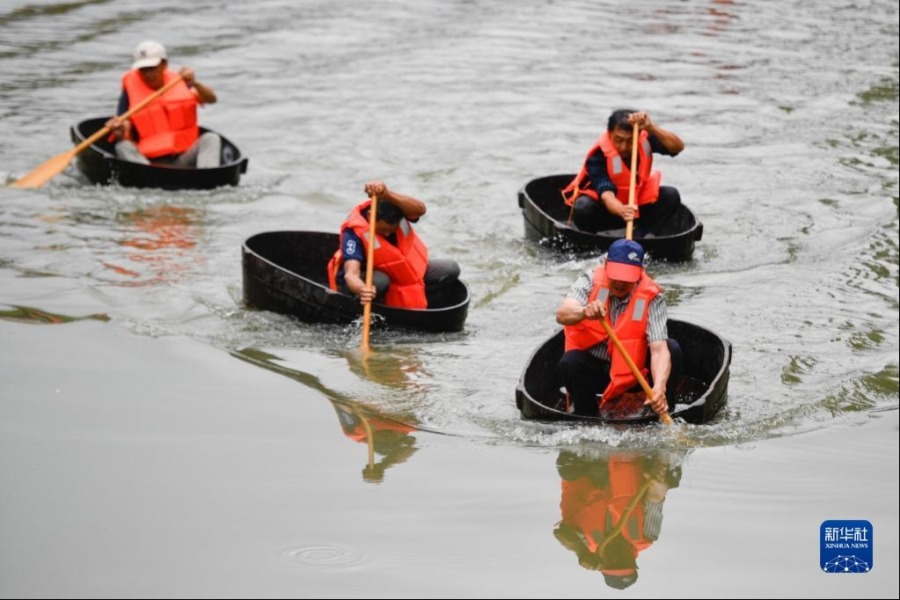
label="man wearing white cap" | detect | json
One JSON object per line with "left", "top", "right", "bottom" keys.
{"left": 105, "top": 40, "right": 221, "bottom": 168}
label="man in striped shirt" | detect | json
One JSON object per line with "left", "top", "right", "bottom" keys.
{"left": 555, "top": 240, "right": 683, "bottom": 418}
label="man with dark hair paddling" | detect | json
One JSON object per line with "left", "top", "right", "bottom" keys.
{"left": 327, "top": 181, "right": 461, "bottom": 309}
{"left": 555, "top": 239, "right": 682, "bottom": 418}
{"left": 563, "top": 110, "right": 684, "bottom": 236}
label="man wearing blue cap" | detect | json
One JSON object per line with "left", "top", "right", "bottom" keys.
{"left": 555, "top": 239, "right": 682, "bottom": 417}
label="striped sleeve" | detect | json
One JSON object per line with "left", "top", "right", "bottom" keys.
{"left": 642, "top": 499, "right": 665, "bottom": 541}
{"left": 566, "top": 270, "right": 594, "bottom": 306}
{"left": 646, "top": 294, "right": 668, "bottom": 342}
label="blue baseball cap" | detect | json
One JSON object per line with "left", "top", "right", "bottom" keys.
{"left": 603, "top": 570, "right": 638, "bottom": 589}
{"left": 606, "top": 239, "right": 645, "bottom": 282}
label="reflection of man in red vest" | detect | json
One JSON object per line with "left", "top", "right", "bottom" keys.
{"left": 562, "top": 110, "right": 684, "bottom": 236}
{"left": 105, "top": 40, "right": 221, "bottom": 168}
{"left": 331, "top": 401, "right": 418, "bottom": 483}
{"left": 327, "top": 181, "right": 461, "bottom": 309}
{"left": 553, "top": 450, "right": 682, "bottom": 590}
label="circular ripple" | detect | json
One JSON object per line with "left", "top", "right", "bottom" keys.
{"left": 281, "top": 544, "right": 367, "bottom": 568}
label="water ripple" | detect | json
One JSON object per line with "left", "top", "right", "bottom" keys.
{"left": 281, "top": 544, "right": 367, "bottom": 569}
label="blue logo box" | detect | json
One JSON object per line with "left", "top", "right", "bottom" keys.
{"left": 820, "top": 520, "right": 873, "bottom": 573}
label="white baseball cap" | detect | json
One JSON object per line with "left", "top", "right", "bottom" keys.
{"left": 131, "top": 40, "right": 167, "bottom": 70}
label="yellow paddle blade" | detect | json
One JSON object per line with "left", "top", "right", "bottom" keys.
{"left": 9, "top": 149, "right": 76, "bottom": 189}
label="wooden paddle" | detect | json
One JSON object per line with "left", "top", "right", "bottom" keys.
{"left": 599, "top": 318, "right": 673, "bottom": 425}
{"left": 360, "top": 194, "right": 379, "bottom": 354}
{"left": 353, "top": 404, "right": 376, "bottom": 470}
{"left": 624, "top": 121, "right": 639, "bottom": 239}
{"left": 605, "top": 117, "right": 673, "bottom": 426}
{"left": 597, "top": 478, "right": 653, "bottom": 555}
{"left": 564, "top": 185, "right": 578, "bottom": 226}
{"left": 10, "top": 74, "right": 185, "bottom": 189}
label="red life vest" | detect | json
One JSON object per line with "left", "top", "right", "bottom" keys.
{"left": 563, "top": 265, "right": 660, "bottom": 402}
{"left": 333, "top": 402, "right": 416, "bottom": 443}
{"left": 558, "top": 454, "right": 652, "bottom": 556}
{"left": 122, "top": 69, "right": 199, "bottom": 158}
{"left": 326, "top": 200, "right": 429, "bottom": 309}
{"left": 562, "top": 131, "right": 661, "bottom": 207}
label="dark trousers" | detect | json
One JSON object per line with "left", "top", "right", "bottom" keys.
{"left": 558, "top": 339, "right": 683, "bottom": 417}
{"left": 422, "top": 258, "right": 461, "bottom": 308}
{"left": 571, "top": 186, "right": 681, "bottom": 236}
{"left": 341, "top": 258, "right": 460, "bottom": 307}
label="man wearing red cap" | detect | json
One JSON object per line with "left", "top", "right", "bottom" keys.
{"left": 555, "top": 239, "right": 682, "bottom": 418}
{"left": 105, "top": 40, "right": 221, "bottom": 168}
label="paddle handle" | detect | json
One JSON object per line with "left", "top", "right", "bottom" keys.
{"left": 625, "top": 121, "right": 639, "bottom": 240}
{"left": 361, "top": 195, "right": 378, "bottom": 352}
{"left": 564, "top": 187, "right": 578, "bottom": 226}
{"left": 355, "top": 405, "right": 376, "bottom": 468}
{"left": 600, "top": 318, "right": 673, "bottom": 425}
{"left": 597, "top": 478, "right": 654, "bottom": 554}
{"left": 75, "top": 74, "right": 185, "bottom": 155}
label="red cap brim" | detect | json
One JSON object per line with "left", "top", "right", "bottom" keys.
{"left": 606, "top": 262, "right": 642, "bottom": 282}
{"left": 601, "top": 568, "right": 638, "bottom": 576}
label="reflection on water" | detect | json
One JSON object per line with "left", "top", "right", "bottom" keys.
{"left": 230, "top": 346, "right": 422, "bottom": 482}
{"left": 331, "top": 400, "right": 418, "bottom": 484}
{"left": 0, "top": 304, "right": 109, "bottom": 324}
{"left": 105, "top": 205, "right": 203, "bottom": 285}
{"left": 553, "top": 447, "right": 686, "bottom": 590}
{"left": 340, "top": 345, "right": 430, "bottom": 395}
{"left": 119, "top": 205, "right": 198, "bottom": 251}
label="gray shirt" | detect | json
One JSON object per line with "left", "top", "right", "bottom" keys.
{"left": 565, "top": 259, "right": 668, "bottom": 361}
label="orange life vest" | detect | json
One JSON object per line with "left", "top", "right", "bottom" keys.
{"left": 563, "top": 265, "right": 660, "bottom": 402}
{"left": 122, "top": 69, "right": 199, "bottom": 158}
{"left": 562, "top": 131, "right": 661, "bottom": 207}
{"left": 558, "top": 454, "right": 652, "bottom": 556}
{"left": 326, "top": 199, "right": 429, "bottom": 309}
{"left": 333, "top": 402, "right": 416, "bottom": 443}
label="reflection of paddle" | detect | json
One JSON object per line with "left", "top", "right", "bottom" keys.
{"left": 600, "top": 317, "right": 674, "bottom": 426}
{"left": 360, "top": 194, "right": 378, "bottom": 355}
{"left": 597, "top": 478, "right": 653, "bottom": 555}
{"left": 11, "top": 74, "right": 184, "bottom": 189}
{"left": 624, "top": 121, "right": 639, "bottom": 239}
{"left": 352, "top": 404, "right": 376, "bottom": 469}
